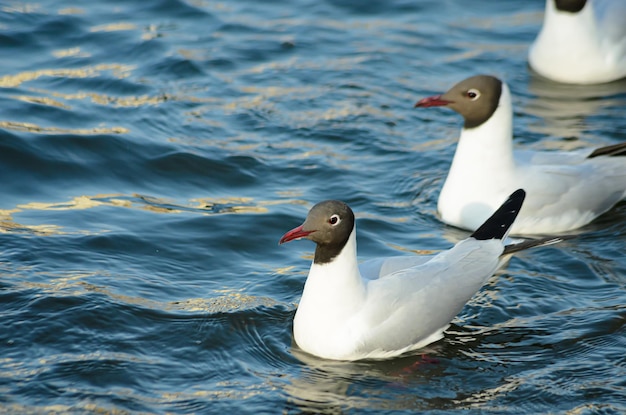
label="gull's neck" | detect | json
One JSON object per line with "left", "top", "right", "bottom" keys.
{"left": 293, "top": 228, "right": 366, "bottom": 357}
{"left": 450, "top": 83, "right": 515, "bottom": 176}
{"left": 300, "top": 228, "right": 365, "bottom": 312}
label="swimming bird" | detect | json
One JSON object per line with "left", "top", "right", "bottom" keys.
{"left": 415, "top": 74, "right": 626, "bottom": 235}
{"left": 279, "top": 190, "right": 559, "bottom": 361}
{"left": 529, "top": 0, "right": 626, "bottom": 84}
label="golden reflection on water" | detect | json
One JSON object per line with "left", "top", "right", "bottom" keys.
{"left": 452, "top": 376, "right": 523, "bottom": 409}
{"left": 13, "top": 95, "right": 70, "bottom": 109}
{"left": 194, "top": 196, "right": 277, "bottom": 214}
{"left": 451, "top": 11, "right": 542, "bottom": 30}
{"left": 0, "top": 52, "right": 394, "bottom": 139}
{"left": 174, "top": 291, "right": 279, "bottom": 313}
{"left": 1, "top": 4, "right": 40, "bottom": 14}
{"left": 1, "top": 193, "right": 304, "bottom": 236}
{"left": 273, "top": 265, "right": 297, "bottom": 276}
{"left": 0, "top": 121, "right": 128, "bottom": 135}
{"left": 0, "top": 207, "right": 63, "bottom": 235}
{"left": 0, "top": 403, "right": 130, "bottom": 415}
{"left": 246, "top": 55, "right": 368, "bottom": 76}
{"left": 19, "top": 195, "right": 112, "bottom": 211}
{"left": 52, "top": 47, "right": 90, "bottom": 58}
{"left": 49, "top": 89, "right": 171, "bottom": 107}
{"left": 161, "top": 383, "right": 267, "bottom": 406}
{"left": 0, "top": 221, "right": 63, "bottom": 236}
{"left": 90, "top": 22, "right": 137, "bottom": 33}
{"left": 0, "top": 64, "right": 134, "bottom": 88}
{"left": 20, "top": 271, "right": 103, "bottom": 297}
{"left": 58, "top": 7, "right": 85, "bottom": 15}
{"left": 12, "top": 269, "right": 280, "bottom": 315}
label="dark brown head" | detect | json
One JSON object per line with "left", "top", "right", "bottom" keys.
{"left": 415, "top": 75, "right": 503, "bottom": 129}
{"left": 279, "top": 200, "right": 356, "bottom": 264}
{"left": 554, "top": 0, "right": 587, "bottom": 13}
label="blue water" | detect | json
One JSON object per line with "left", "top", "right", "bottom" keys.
{"left": 1, "top": 0, "right": 625, "bottom": 413}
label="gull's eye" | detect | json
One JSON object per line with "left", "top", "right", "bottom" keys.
{"left": 329, "top": 214, "right": 341, "bottom": 226}
{"left": 467, "top": 89, "right": 480, "bottom": 100}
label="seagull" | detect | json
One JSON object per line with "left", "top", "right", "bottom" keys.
{"left": 279, "top": 190, "right": 562, "bottom": 361}
{"left": 415, "top": 74, "right": 626, "bottom": 235}
{"left": 528, "top": 0, "right": 626, "bottom": 84}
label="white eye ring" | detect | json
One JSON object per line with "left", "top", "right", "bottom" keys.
{"left": 467, "top": 89, "right": 480, "bottom": 100}
{"left": 329, "top": 214, "right": 341, "bottom": 226}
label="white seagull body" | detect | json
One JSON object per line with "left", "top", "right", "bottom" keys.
{"left": 529, "top": 0, "right": 626, "bottom": 84}
{"left": 279, "top": 190, "right": 556, "bottom": 361}
{"left": 415, "top": 75, "right": 626, "bottom": 235}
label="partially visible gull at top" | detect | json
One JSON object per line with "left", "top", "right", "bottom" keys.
{"left": 529, "top": 0, "right": 626, "bottom": 84}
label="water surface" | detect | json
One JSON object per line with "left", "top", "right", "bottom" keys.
{"left": 1, "top": 0, "right": 625, "bottom": 413}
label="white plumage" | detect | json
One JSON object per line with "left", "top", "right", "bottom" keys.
{"left": 293, "top": 234, "right": 504, "bottom": 360}
{"left": 529, "top": 0, "right": 626, "bottom": 84}
{"left": 279, "top": 191, "right": 554, "bottom": 361}
{"left": 416, "top": 75, "right": 626, "bottom": 235}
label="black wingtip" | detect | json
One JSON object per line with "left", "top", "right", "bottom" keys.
{"left": 502, "top": 234, "right": 574, "bottom": 256}
{"left": 470, "top": 189, "right": 526, "bottom": 241}
{"left": 587, "top": 142, "right": 626, "bottom": 159}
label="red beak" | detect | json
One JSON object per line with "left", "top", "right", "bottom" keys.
{"left": 279, "top": 225, "right": 315, "bottom": 245}
{"left": 414, "top": 95, "right": 453, "bottom": 108}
